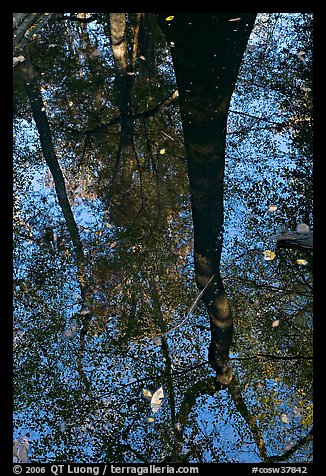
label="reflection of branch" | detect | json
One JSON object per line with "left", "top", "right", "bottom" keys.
{"left": 118, "top": 443, "right": 147, "bottom": 463}
{"left": 77, "top": 90, "right": 179, "bottom": 136}
{"left": 13, "top": 13, "right": 56, "bottom": 56}
{"left": 229, "top": 376, "right": 268, "bottom": 461}
{"left": 229, "top": 108, "right": 282, "bottom": 126}
{"left": 266, "top": 429, "right": 313, "bottom": 463}
{"left": 171, "top": 377, "right": 219, "bottom": 462}
{"left": 231, "top": 353, "right": 312, "bottom": 362}
{"left": 155, "top": 274, "right": 215, "bottom": 338}
{"left": 224, "top": 276, "right": 311, "bottom": 297}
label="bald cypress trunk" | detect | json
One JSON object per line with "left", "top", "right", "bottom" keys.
{"left": 158, "top": 13, "right": 256, "bottom": 383}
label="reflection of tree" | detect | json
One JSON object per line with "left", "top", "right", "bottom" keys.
{"left": 158, "top": 13, "right": 257, "bottom": 383}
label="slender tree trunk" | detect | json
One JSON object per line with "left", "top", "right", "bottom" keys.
{"left": 18, "top": 49, "right": 86, "bottom": 292}
{"left": 148, "top": 274, "right": 176, "bottom": 425}
{"left": 158, "top": 13, "right": 256, "bottom": 383}
{"left": 109, "top": 13, "right": 134, "bottom": 148}
{"left": 139, "top": 13, "right": 157, "bottom": 78}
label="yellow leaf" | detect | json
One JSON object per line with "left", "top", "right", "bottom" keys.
{"left": 142, "top": 388, "right": 152, "bottom": 400}
{"left": 268, "top": 205, "right": 278, "bottom": 212}
{"left": 165, "top": 16, "right": 174, "bottom": 21}
{"left": 147, "top": 417, "right": 155, "bottom": 423}
{"left": 272, "top": 320, "right": 280, "bottom": 328}
{"left": 228, "top": 17, "right": 241, "bottom": 22}
{"left": 296, "top": 259, "right": 308, "bottom": 266}
{"left": 263, "top": 250, "right": 276, "bottom": 261}
{"left": 159, "top": 149, "right": 166, "bottom": 155}
{"left": 281, "top": 414, "right": 290, "bottom": 424}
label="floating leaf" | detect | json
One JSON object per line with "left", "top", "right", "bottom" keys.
{"left": 62, "top": 324, "right": 78, "bottom": 340}
{"left": 159, "top": 149, "right": 166, "bottom": 155}
{"left": 281, "top": 413, "right": 290, "bottom": 424}
{"left": 165, "top": 16, "right": 174, "bottom": 21}
{"left": 296, "top": 223, "right": 309, "bottom": 233}
{"left": 142, "top": 388, "right": 152, "bottom": 400}
{"left": 18, "top": 446, "right": 28, "bottom": 463}
{"left": 228, "top": 17, "right": 241, "bottom": 22}
{"left": 175, "top": 422, "right": 182, "bottom": 431}
{"left": 268, "top": 205, "right": 278, "bottom": 212}
{"left": 147, "top": 416, "right": 155, "bottom": 423}
{"left": 263, "top": 250, "right": 276, "bottom": 261}
{"left": 150, "top": 386, "right": 164, "bottom": 414}
{"left": 296, "top": 259, "right": 308, "bottom": 266}
{"left": 13, "top": 55, "right": 26, "bottom": 66}
{"left": 272, "top": 320, "right": 280, "bottom": 328}
{"left": 110, "top": 242, "right": 117, "bottom": 249}
{"left": 92, "top": 48, "right": 102, "bottom": 57}
{"left": 293, "top": 406, "right": 301, "bottom": 417}
{"left": 246, "top": 44, "right": 256, "bottom": 52}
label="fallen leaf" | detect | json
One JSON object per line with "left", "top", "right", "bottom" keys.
{"left": 142, "top": 388, "right": 152, "bottom": 400}
{"left": 268, "top": 205, "right": 278, "bottom": 212}
{"left": 92, "top": 48, "right": 102, "bottom": 57}
{"left": 293, "top": 406, "right": 301, "bottom": 417}
{"left": 13, "top": 55, "right": 26, "bottom": 66}
{"left": 165, "top": 16, "right": 174, "bottom": 21}
{"left": 159, "top": 149, "right": 166, "bottom": 155}
{"left": 296, "top": 223, "right": 309, "bottom": 233}
{"left": 263, "top": 250, "right": 276, "bottom": 261}
{"left": 247, "top": 44, "right": 256, "bottom": 52}
{"left": 281, "top": 413, "right": 290, "bottom": 424}
{"left": 175, "top": 422, "right": 182, "bottom": 431}
{"left": 296, "top": 259, "right": 308, "bottom": 266}
{"left": 272, "top": 320, "right": 280, "bottom": 328}
{"left": 150, "top": 386, "right": 164, "bottom": 414}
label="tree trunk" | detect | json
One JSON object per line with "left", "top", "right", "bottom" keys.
{"left": 17, "top": 49, "right": 86, "bottom": 294}
{"left": 157, "top": 13, "right": 256, "bottom": 383}
{"left": 109, "top": 13, "right": 134, "bottom": 148}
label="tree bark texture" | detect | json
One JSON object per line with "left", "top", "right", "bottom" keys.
{"left": 158, "top": 13, "right": 257, "bottom": 383}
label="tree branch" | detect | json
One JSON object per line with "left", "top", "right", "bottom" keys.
{"left": 266, "top": 429, "right": 313, "bottom": 463}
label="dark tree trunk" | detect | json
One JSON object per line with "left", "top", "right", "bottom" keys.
{"left": 109, "top": 13, "right": 134, "bottom": 148}
{"left": 158, "top": 13, "right": 256, "bottom": 383}
{"left": 17, "top": 49, "right": 87, "bottom": 300}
